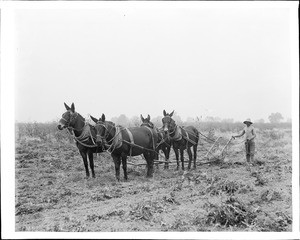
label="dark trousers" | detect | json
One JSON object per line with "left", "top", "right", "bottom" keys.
{"left": 245, "top": 140, "right": 255, "bottom": 162}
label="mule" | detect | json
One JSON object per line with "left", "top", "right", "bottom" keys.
{"left": 140, "top": 114, "right": 172, "bottom": 169}
{"left": 162, "top": 110, "right": 199, "bottom": 170}
{"left": 57, "top": 103, "right": 102, "bottom": 178}
{"left": 91, "top": 114, "right": 158, "bottom": 181}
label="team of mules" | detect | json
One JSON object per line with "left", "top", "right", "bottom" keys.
{"left": 57, "top": 103, "right": 200, "bottom": 181}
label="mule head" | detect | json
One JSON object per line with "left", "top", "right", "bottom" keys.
{"left": 162, "top": 110, "right": 176, "bottom": 133}
{"left": 57, "top": 102, "right": 78, "bottom": 130}
{"left": 91, "top": 114, "right": 107, "bottom": 144}
{"left": 140, "top": 114, "right": 154, "bottom": 128}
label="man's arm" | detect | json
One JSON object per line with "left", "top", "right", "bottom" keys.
{"left": 233, "top": 130, "right": 245, "bottom": 139}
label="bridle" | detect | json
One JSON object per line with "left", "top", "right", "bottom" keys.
{"left": 95, "top": 121, "right": 115, "bottom": 142}
{"left": 60, "top": 111, "right": 85, "bottom": 132}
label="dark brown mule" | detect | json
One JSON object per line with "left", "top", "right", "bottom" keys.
{"left": 57, "top": 103, "right": 102, "bottom": 178}
{"left": 140, "top": 114, "right": 172, "bottom": 169}
{"left": 91, "top": 114, "right": 158, "bottom": 181}
{"left": 162, "top": 110, "right": 199, "bottom": 170}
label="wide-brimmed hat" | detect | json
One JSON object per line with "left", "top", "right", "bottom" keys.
{"left": 243, "top": 118, "right": 253, "bottom": 124}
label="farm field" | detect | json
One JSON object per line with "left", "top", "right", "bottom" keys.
{"left": 15, "top": 123, "right": 292, "bottom": 232}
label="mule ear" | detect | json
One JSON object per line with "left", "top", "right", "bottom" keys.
{"left": 101, "top": 113, "right": 106, "bottom": 122}
{"left": 140, "top": 114, "right": 145, "bottom": 122}
{"left": 64, "top": 102, "right": 71, "bottom": 111}
{"left": 90, "top": 115, "right": 98, "bottom": 123}
{"left": 170, "top": 110, "right": 174, "bottom": 117}
{"left": 163, "top": 110, "right": 167, "bottom": 116}
{"left": 70, "top": 103, "right": 75, "bottom": 113}
{"left": 147, "top": 114, "right": 150, "bottom": 121}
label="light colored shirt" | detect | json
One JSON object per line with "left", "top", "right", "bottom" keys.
{"left": 244, "top": 125, "right": 256, "bottom": 141}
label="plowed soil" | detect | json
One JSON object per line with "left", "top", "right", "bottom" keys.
{"left": 15, "top": 129, "right": 292, "bottom": 232}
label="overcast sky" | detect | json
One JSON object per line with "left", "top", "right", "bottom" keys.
{"left": 11, "top": 2, "right": 296, "bottom": 123}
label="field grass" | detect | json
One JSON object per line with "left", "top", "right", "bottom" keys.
{"left": 15, "top": 122, "right": 292, "bottom": 232}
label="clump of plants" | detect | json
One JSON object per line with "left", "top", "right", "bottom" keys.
{"left": 251, "top": 171, "right": 268, "bottom": 186}
{"left": 129, "top": 200, "right": 165, "bottom": 221}
{"left": 257, "top": 189, "right": 283, "bottom": 203}
{"left": 255, "top": 211, "right": 292, "bottom": 231}
{"left": 206, "top": 179, "right": 253, "bottom": 196}
{"left": 204, "top": 197, "right": 257, "bottom": 228}
{"left": 169, "top": 218, "right": 190, "bottom": 231}
{"left": 16, "top": 204, "right": 44, "bottom": 216}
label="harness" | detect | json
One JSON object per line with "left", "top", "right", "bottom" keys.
{"left": 170, "top": 125, "right": 198, "bottom": 146}
{"left": 125, "top": 127, "right": 135, "bottom": 156}
{"left": 143, "top": 126, "right": 156, "bottom": 151}
{"left": 141, "top": 123, "right": 171, "bottom": 149}
{"left": 97, "top": 123, "right": 136, "bottom": 155}
{"left": 69, "top": 124, "right": 98, "bottom": 148}
{"left": 61, "top": 111, "right": 98, "bottom": 148}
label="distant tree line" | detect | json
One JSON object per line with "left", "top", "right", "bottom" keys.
{"left": 103, "top": 112, "right": 291, "bottom": 132}
{"left": 15, "top": 111, "right": 291, "bottom": 141}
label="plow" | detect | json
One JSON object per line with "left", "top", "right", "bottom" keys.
{"left": 124, "top": 131, "right": 239, "bottom": 167}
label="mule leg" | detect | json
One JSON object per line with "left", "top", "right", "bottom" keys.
{"left": 187, "top": 146, "right": 193, "bottom": 170}
{"left": 79, "top": 150, "right": 90, "bottom": 178}
{"left": 163, "top": 146, "right": 170, "bottom": 169}
{"left": 88, "top": 151, "right": 95, "bottom": 178}
{"left": 180, "top": 148, "right": 185, "bottom": 170}
{"left": 193, "top": 145, "right": 197, "bottom": 169}
{"left": 121, "top": 155, "right": 128, "bottom": 181}
{"left": 112, "top": 154, "right": 121, "bottom": 181}
{"left": 174, "top": 148, "right": 180, "bottom": 170}
{"left": 143, "top": 152, "right": 154, "bottom": 178}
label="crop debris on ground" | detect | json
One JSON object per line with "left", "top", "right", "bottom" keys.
{"left": 15, "top": 123, "right": 292, "bottom": 232}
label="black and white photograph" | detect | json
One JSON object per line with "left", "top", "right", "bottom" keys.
{"left": 1, "top": 1, "right": 299, "bottom": 239}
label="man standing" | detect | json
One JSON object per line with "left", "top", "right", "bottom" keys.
{"left": 233, "top": 118, "right": 256, "bottom": 163}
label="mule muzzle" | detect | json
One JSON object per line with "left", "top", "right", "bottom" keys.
{"left": 96, "top": 134, "right": 103, "bottom": 144}
{"left": 57, "top": 124, "right": 66, "bottom": 130}
{"left": 163, "top": 126, "right": 169, "bottom": 133}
